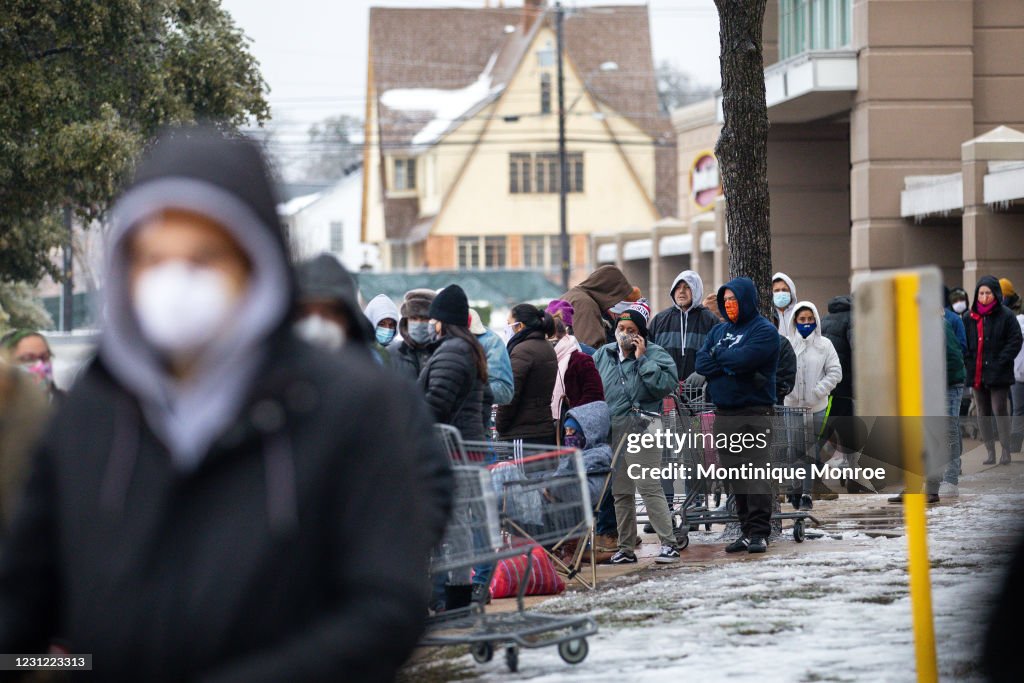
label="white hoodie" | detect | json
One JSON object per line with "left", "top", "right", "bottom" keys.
{"left": 784, "top": 300, "right": 843, "bottom": 414}
{"left": 772, "top": 272, "right": 798, "bottom": 338}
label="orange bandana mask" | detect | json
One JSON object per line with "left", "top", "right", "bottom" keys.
{"left": 724, "top": 299, "right": 740, "bottom": 322}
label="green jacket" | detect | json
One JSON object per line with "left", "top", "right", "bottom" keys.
{"left": 944, "top": 319, "right": 965, "bottom": 387}
{"left": 594, "top": 340, "right": 678, "bottom": 418}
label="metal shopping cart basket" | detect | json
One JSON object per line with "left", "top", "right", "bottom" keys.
{"left": 420, "top": 427, "right": 598, "bottom": 672}
{"left": 636, "top": 390, "right": 821, "bottom": 547}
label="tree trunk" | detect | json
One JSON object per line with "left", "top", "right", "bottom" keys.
{"left": 714, "top": 0, "right": 772, "bottom": 315}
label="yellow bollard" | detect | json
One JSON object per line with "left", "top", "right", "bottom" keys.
{"left": 894, "top": 273, "right": 938, "bottom": 683}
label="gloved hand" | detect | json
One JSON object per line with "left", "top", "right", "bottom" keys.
{"left": 684, "top": 372, "right": 706, "bottom": 388}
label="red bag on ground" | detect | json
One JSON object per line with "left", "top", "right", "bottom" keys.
{"left": 489, "top": 545, "right": 566, "bottom": 598}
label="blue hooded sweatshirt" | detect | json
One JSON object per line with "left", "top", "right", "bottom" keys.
{"left": 696, "top": 276, "right": 779, "bottom": 409}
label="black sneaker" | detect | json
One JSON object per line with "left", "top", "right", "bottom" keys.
{"left": 471, "top": 583, "right": 491, "bottom": 605}
{"left": 748, "top": 536, "right": 767, "bottom": 553}
{"left": 725, "top": 537, "right": 750, "bottom": 553}
{"left": 655, "top": 545, "right": 680, "bottom": 564}
{"left": 887, "top": 492, "right": 904, "bottom": 504}
{"left": 926, "top": 494, "right": 940, "bottom": 505}
{"left": 643, "top": 522, "right": 654, "bottom": 533}
{"left": 609, "top": 550, "right": 638, "bottom": 564}
{"left": 799, "top": 495, "right": 813, "bottom": 511}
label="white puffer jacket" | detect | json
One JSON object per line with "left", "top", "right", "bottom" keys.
{"left": 784, "top": 301, "right": 843, "bottom": 413}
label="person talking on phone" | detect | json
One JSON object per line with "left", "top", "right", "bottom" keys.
{"left": 594, "top": 301, "right": 679, "bottom": 565}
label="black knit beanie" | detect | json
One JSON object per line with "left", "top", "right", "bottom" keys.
{"left": 428, "top": 284, "right": 470, "bottom": 327}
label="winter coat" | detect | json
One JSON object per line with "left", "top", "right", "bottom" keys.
{"left": 772, "top": 272, "right": 798, "bottom": 338}
{"left": 649, "top": 270, "right": 720, "bottom": 381}
{"left": 696, "top": 277, "right": 779, "bottom": 409}
{"left": 559, "top": 266, "right": 633, "bottom": 349}
{"left": 944, "top": 308, "right": 967, "bottom": 355}
{"left": 776, "top": 335, "right": 797, "bottom": 401}
{"left": 419, "top": 335, "right": 490, "bottom": 441}
{"left": 477, "top": 329, "right": 514, "bottom": 406}
{"left": 561, "top": 400, "right": 613, "bottom": 504}
{"left": 784, "top": 301, "right": 843, "bottom": 413}
{"left": 551, "top": 335, "right": 604, "bottom": 420}
{"left": 945, "top": 318, "right": 966, "bottom": 387}
{"left": 964, "top": 276, "right": 1024, "bottom": 389}
{"left": 496, "top": 329, "right": 558, "bottom": 442}
{"left": 393, "top": 339, "right": 437, "bottom": 383}
{"left": 1015, "top": 314, "right": 1024, "bottom": 384}
{"left": 821, "top": 295, "right": 854, "bottom": 400}
{"left": 0, "top": 368, "right": 50, "bottom": 535}
{"left": 0, "top": 130, "right": 451, "bottom": 682}
{"left": 594, "top": 340, "right": 678, "bottom": 418}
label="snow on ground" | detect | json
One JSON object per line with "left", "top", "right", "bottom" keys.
{"left": 410, "top": 474, "right": 1024, "bottom": 682}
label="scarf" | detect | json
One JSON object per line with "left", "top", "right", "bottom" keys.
{"left": 506, "top": 326, "right": 540, "bottom": 355}
{"left": 970, "top": 311, "right": 985, "bottom": 389}
{"left": 550, "top": 335, "right": 581, "bottom": 419}
{"left": 976, "top": 300, "right": 997, "bottom": 316}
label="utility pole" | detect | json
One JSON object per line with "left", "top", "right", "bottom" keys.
{"left": 555, "top": 1, "right": 569, "bottom": 291}
{"left": 62, "top": 203, "right": 74, "bottom": 332}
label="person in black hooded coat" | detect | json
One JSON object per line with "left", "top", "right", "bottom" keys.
{"left": 419, "top": 284, "right": 492, "bottom": 442}
{"left": 0, "top": 128, "right": 451, "bottom": 683}
{"left": 964, "top": 276, "right": 1023, "bottom": 464}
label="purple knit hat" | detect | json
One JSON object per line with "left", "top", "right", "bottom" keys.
{"left": 546, "top": 299, "right": 575, "bottom": 327}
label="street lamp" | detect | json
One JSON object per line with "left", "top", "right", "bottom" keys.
{"left": 555, "top": 0, "right": 618, "bottom": 291}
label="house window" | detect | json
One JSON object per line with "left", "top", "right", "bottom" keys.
{"left": 523, "top": 235, "right": 546, "bottom": 269}
{"left": 510, "top": 153, "right": 532, "bottom": 194}
{"left": 484, "top": 237, "right": 507, "bottom": 269}
{"left": 537, "top": 41, "right": 555, "bottom": 68}
{"left": 329, "top": 221, "right": 343, "bottom": 253}
{"left": 458, "top": 237, "right": 481, "bottom": 269}
{"left": 540, "top": 73, "right": 552, "bottom": 115}
{"left": 393, "top": 157, "right": 416, "bottom": 191}
{"left": 391, "top": 243, "right": 408, "bottom": 270}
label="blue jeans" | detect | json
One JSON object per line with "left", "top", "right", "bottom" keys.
{"left": 943, "top": 386, "right": 964, "bottom": 485}
{"left": 595, "top": 487, "right": 617, "bottom": 536}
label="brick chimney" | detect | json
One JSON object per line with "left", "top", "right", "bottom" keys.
{"left": 522, "top": 0, "right": 545, "bottom": 32}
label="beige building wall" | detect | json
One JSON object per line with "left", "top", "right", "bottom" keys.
{"left": 849, "top": 0, "right": 973, "bottom": 281}
{"left": 972, "top": 1, "right": 1024, "bottom": 137}
{"left": 769, "top": 123, "right": 851, "bottom": 305}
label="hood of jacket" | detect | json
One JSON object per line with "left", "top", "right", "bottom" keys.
{"left": 772, "top": 272, "right": 797, "bottom": 303}
{"left": 670, "top": 270, "right": 704, "bottom": 312}
{"left": 827, "top": 295, "right": 852, "bottom": 314}
{"left": 717, "top": 277, "right": 760, "bottom": 325}
{"left": 364, "top": 294, "right": 401, "bottom": 329}
{"left": 99, "top": 127, "right": 293, "bottom": 469}
{"left": 789, "top": 300, "right": 824, "bottom": 342}
{"left": 574, "top": 265, "right": 633, "bottom": 310}
{"left": 296, "top": 254, "right": 373, "bottom": 345}
{"left": 973, "top": 275, "right": 1003, "bottom": 313}
{"left": 566, "top": 399, "right": 611, "bottom": 447}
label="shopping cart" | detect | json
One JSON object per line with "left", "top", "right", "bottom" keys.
{"left": 421, "top": 427, "right": 598, "bottom": 673}
{"left": 637, "top": 391, "right": 821, "bottom": 547}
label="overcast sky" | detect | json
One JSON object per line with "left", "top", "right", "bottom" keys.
{"left": 219, "top": 0, "right": 721, "bottom": 138}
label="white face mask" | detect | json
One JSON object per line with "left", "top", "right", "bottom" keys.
{"left": 952, "top": 301, "right": 967, "bottom": 314}
{"left": 133, "top": 261, "right": 237, "bottom": 357}
{"left": 295, "top": 314, "right": 346, "bottom": 352}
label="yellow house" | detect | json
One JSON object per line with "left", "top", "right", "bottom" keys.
{"left": 362, "top": 1, "right": 675, "bottom": 281}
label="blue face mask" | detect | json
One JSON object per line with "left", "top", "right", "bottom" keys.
{"left": 375, "top": 326, "right": 396, "bottom": 346}
{"left": 773, "top": 291, "right": 792, "bottom": 309}
{"left": 796, "top": 322, "right": 816, "bottom": 338}
{"left": 407, "top": 321, "right": 432, "bottom": 345}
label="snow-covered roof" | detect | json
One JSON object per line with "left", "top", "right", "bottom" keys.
{"left": 278, "top": 192, "right": 323, "bottom": 217}
{"left": 380, "top": 54, "right": 504, "bottom": 147}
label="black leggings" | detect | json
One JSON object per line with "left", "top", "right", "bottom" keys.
{"left": 976, "top": 385, "right": 1011, "bottom": 456}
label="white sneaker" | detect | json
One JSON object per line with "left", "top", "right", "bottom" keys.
{"left": 938, "top": 481, "right": 960, "bottom": 497}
